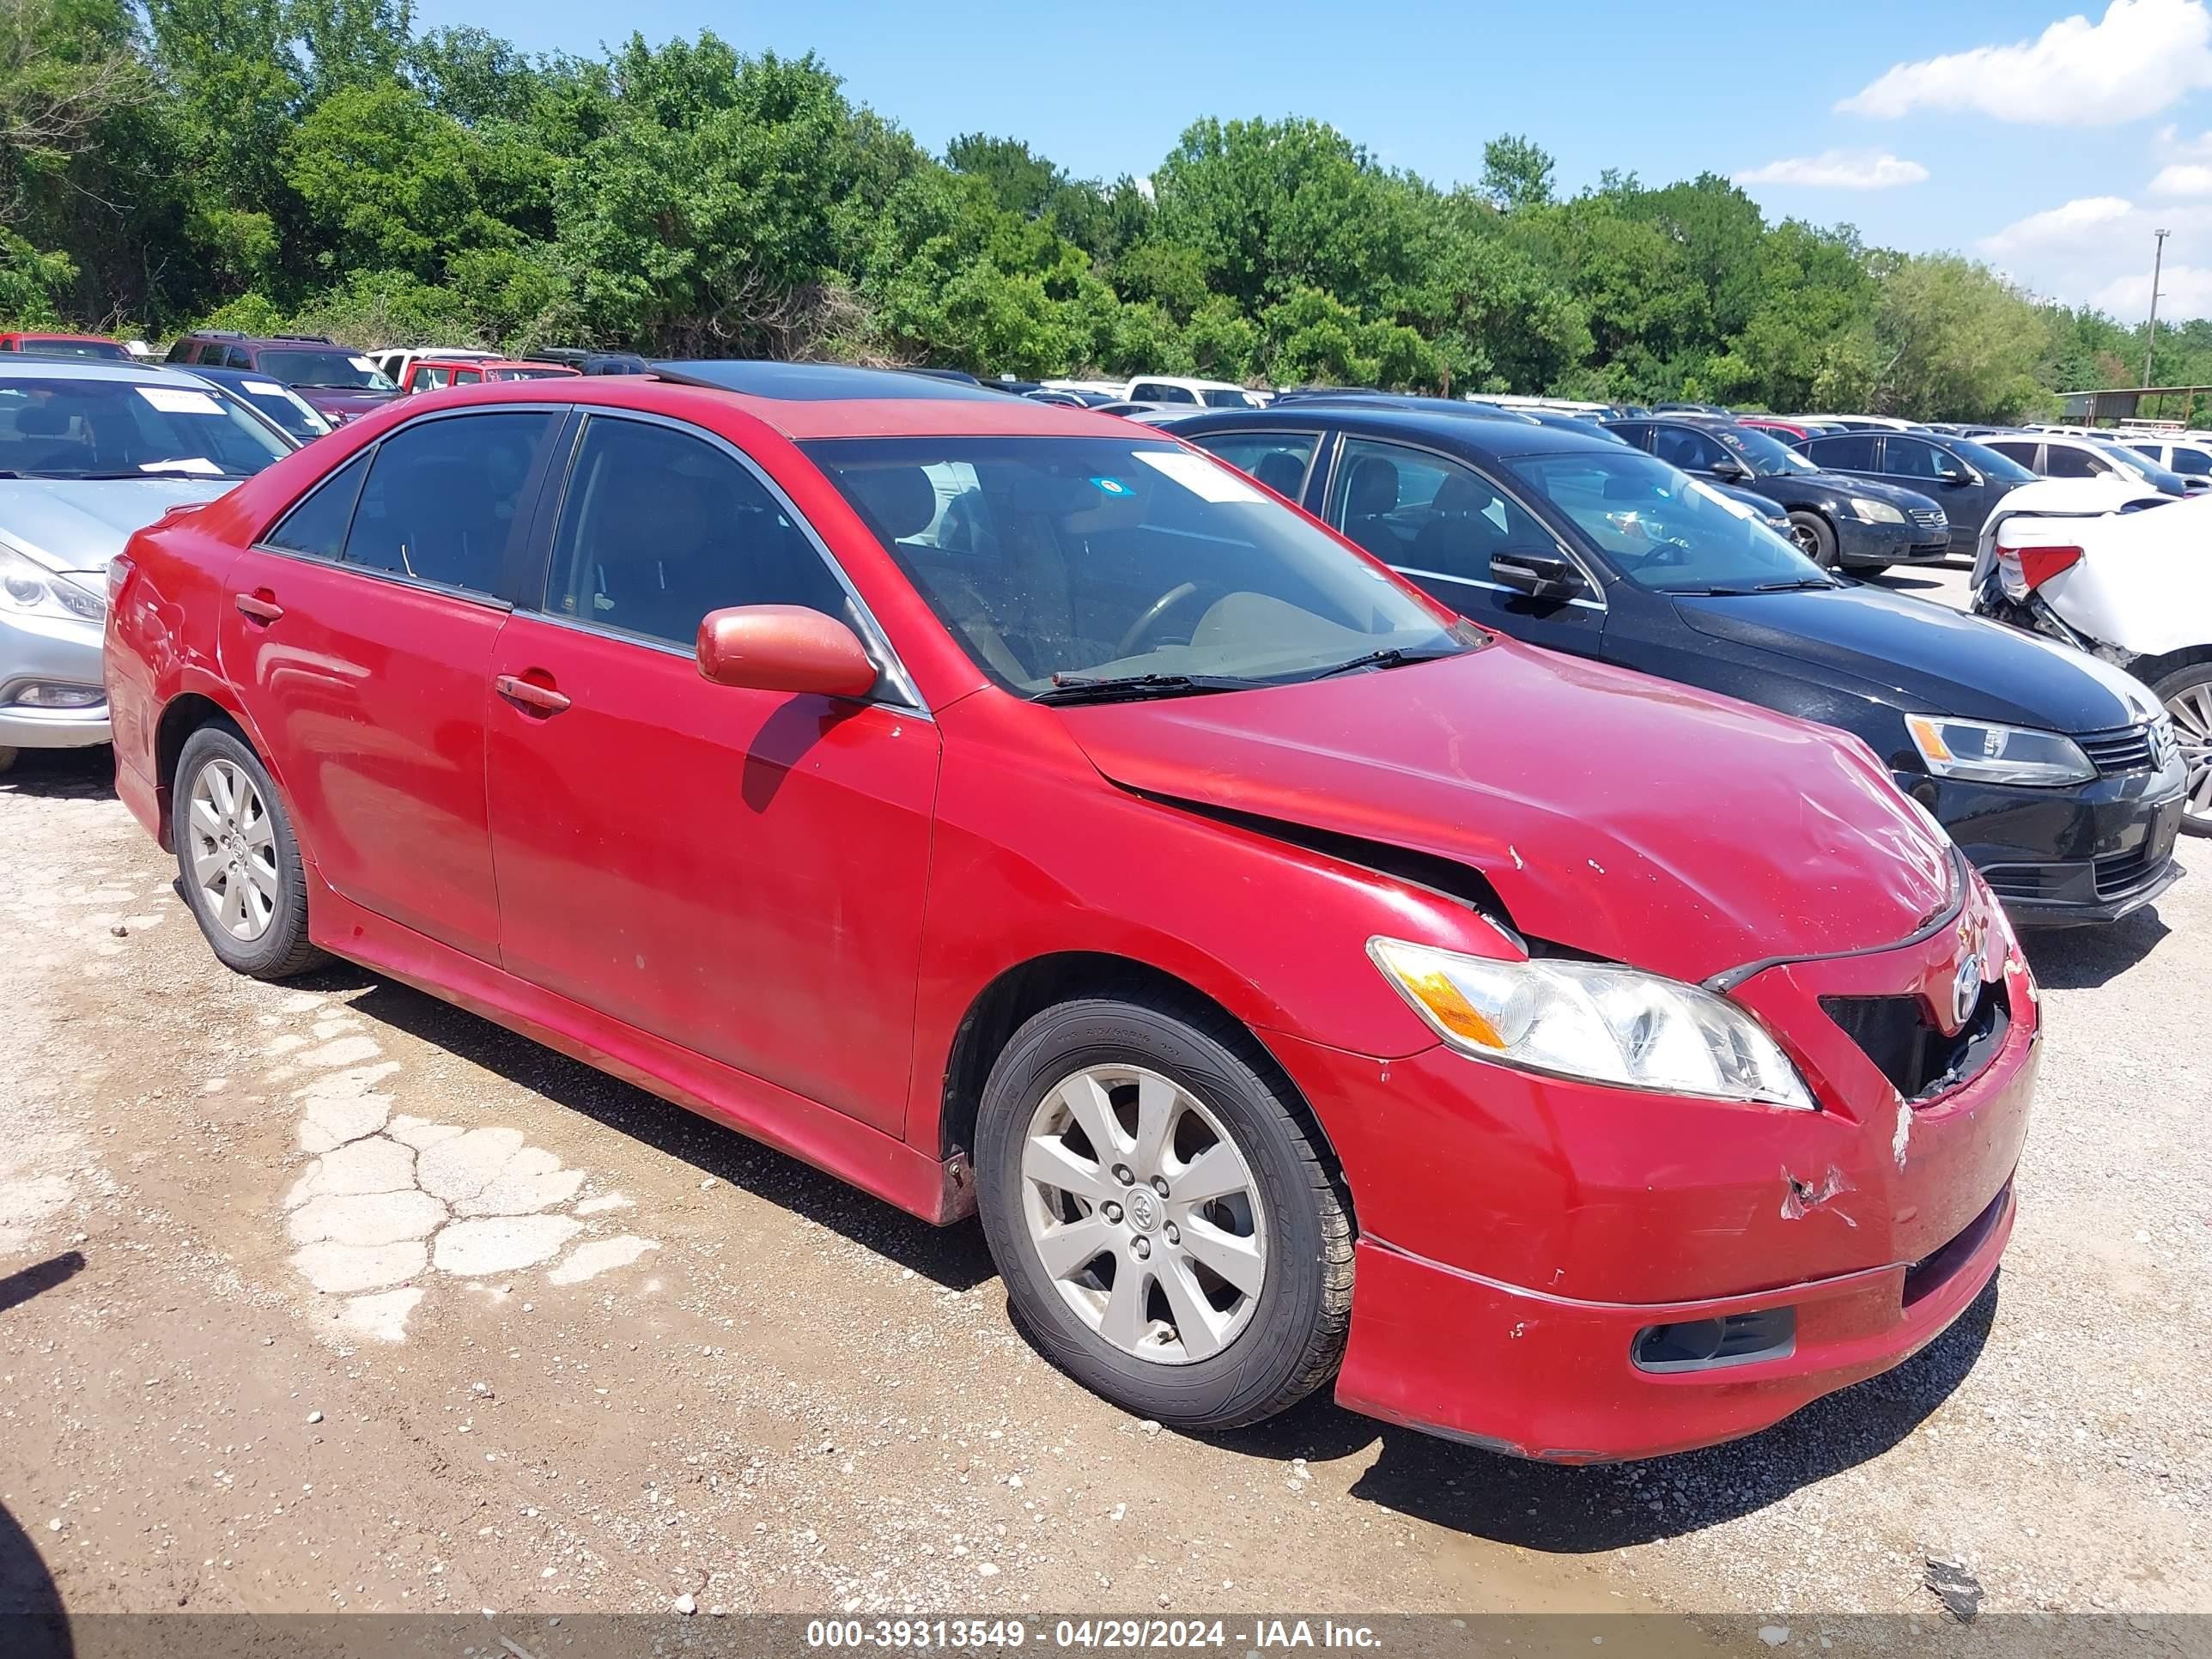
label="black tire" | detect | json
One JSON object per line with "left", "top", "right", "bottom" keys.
{"left": 1788, "top": 510, "right": 1838, "bottom": 568}
{"left": 173, "top": 724, "right": 325, "bottom": 978}
{"left": 975, "top": 991, "right": 1352, "bottom": 1431}
{"left": 2149, "top": 660, "right": 2212, "bottom": 837}
{"left": 0, "top": 746, "right": 16, "bottom": 775}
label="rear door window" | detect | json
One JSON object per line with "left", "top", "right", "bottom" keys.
{"left": 343, "top": 411, "right": 556, "bottom": 596}
{"left": 1803, "top": 433, "right": 1878, "bottom": 470}
{"left": 2045, "top": 444, "right": 2106, "bottom": 478}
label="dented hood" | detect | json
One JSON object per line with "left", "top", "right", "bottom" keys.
{"left": 1059, "top": 639, "right": 1954, "bottom": 984}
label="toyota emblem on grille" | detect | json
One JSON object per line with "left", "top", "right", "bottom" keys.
{"left": 1952, "top": 949, "right": 1984, "bottom": 1029}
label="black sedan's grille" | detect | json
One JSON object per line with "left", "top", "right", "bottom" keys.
{"left": 1821, "top": 980, "right": 2008, "bottom": 1103}
{"left": 2075, "top": 722, "right": 2166, "bottom": 775}
{"left": 1907, "top": 507, "right": 1947, "bottom": 533}
{"left": 2094, "top": 842, "right": 2165, "bottom": 899}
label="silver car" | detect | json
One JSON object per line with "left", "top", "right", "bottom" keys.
{"left": 0, "top": 358, "right": 295, "bottom": 769}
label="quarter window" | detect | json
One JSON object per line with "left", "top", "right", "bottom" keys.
{"left": 343, "top": 411, "right": 555, "bottom": 594}
{"left": 1187, "top": 431, "right": 1321, "bottom": 500}
{"left": 545, "top": 416, "right": 852, "bottom": 650}
{"left": 262, "top": 452, "right": 371, "bottom": 560}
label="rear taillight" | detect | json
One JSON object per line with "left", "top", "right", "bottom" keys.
{"left": 107, "top": 552, "right": 131, "bottom": 605}
{"left": 2012, "top": 544, "right": 2083, "bottom": 589}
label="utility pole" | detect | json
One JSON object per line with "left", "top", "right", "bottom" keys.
{"left": 2145, "top": 228, "right": 2171, "bottom": 392}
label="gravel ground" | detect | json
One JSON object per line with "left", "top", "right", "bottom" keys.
{"left": 0, "top": 560, "right": 2203, "bottom": 1620}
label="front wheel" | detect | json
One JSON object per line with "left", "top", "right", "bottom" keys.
{"left": 174, "top": 724, "right": 325, "bottom": 978}
{"left": 975, "top": 994, "right": 1352, "bottom": 1431}
{"left": 1788, "top": 510, "right": 1838, "bottom": 568}
{"left": 2152, "top": 661, "right": 2212, "bottom": 836}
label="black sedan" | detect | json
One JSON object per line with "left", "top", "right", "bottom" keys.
{"left": 1788, "top": 428, "right": 2037, "bottom": 554}
{"left": 1168, "top": 404, "right": 2187, "bottom": 927}
{"left": 1605, "top": 415, "right": 1951, "bottom": 570}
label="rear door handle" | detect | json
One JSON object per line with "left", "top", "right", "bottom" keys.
{"left": 234, "top": 592, "right": 283, "bottom": 623}
{"left": 495, "top": 673, "right": 572, "bottom": 715}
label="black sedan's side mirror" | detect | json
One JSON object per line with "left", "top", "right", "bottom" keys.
{"left": 1491, "top": 551, "right": 1584, "bottom": 602}
{"left": 1707, "top": 456, "right": 1749, "bottom": 481}
{"left": 1938, "top": 463, "right": 1978, "bottom": 486}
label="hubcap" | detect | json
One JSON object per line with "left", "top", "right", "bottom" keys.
{"left": 1019, "top": 1065, "right": 1267, "bottom": 1365}
{"left": 2168, "top": 686, "right": 2212, "bottom": 830}
{"left": 186, "top": 758, "right": 278, "bottom": 942}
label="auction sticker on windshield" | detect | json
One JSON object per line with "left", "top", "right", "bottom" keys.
{"left": 137, "top": 387, "right": 223, "bottom": 416}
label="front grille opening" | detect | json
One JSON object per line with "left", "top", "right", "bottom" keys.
{"left": 1632, "top": 1307, "right": 1796, "bottom": 1374}
{"left": 2076, "top": 723, "right": 2159, "bottom": 776}
{"left": 1903, "top": 1186, "right": 2008, "bottom": 1310}
{"left": 2094, "top": 842, "right": 2164, "bottom": 899}
{"left": 1821, "top": 980, "right": 2007, "bottom": 1104}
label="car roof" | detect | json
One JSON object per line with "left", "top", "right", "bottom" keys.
{"left": 0, "top": 356, "right": 219, "bottom": 388}
{"left": 386, "top": 361, "right": 1146, "bottom": 441}
{"left": 1168, "top": 400, "right": 1624, "bottom": 462}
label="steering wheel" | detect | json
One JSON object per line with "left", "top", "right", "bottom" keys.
{"left": 1114, "top": 580, "right": 1226, "bottom": 659}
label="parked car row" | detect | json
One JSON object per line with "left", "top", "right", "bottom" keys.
{"left": 1163, "top": 397, "right": 2191, "bottom": 925}
{"left": 94, "top": 358, "right": 2045, "bottom": 1468}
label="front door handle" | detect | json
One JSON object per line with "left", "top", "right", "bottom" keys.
{"left": 234, "top": 591, "right": 283, "bottom": 623}
{"left": 495, "top": 673, "right": 572, "bottom": 715}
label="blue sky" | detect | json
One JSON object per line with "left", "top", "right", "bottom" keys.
{"left": 414, "top": 0, "right": 2212, "bottom": 322}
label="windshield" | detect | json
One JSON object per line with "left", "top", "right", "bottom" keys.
{"left": 256, "top": 349, "right": 396, "bottom": 390}
{"left": 806, "top": 435, "right": 1470, "bottom": 696}
{"left": 1712, "top": 423, "right": 1816, "bottom": 476}
{"left": 0, "top": 375, "right": 294, "bottom": 479}
{"left": 1506, "top": 448, "right": 1832, "bottom": 594}
{"left": 15, "top": 337, "right": 131, "bottom": 362}
{"left": 1948, "top": 438, "right": 2036, "bottom": 484}
{"left": 485, "top": 365, "right": 571, "bottom": 380}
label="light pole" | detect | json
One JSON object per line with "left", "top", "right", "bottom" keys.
{"left": 2145, "top": 228, "right": 2170, "bottom": 395}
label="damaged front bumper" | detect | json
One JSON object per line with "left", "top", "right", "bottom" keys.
{"left": 1278, "top": 877, "right": 2039, "bottom": 1462}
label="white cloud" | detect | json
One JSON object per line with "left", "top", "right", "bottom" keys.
{"left": 1978, "top": 194, "right": 2212, "bottom": 318}
{"left": 2094, "top": 260, "right": 2212, "bottom": 313}
{"left": 1980, "top": 195, "right": 2137, "bottom": 254}
{"left": 1838, "top": 0, "right": 2212, "bottom": 125}
{"left": 1731, "top": 149, "right": 1929, "bottom": 189}
{"left": 2149, "top": 161, "right": 2212, "bottom": 192}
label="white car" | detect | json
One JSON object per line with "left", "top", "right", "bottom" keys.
{"left": 1979, "top": 431, "right": 2179, "bottom": 495}
{"left": 1972, "top": 478, "right": 2212, "bottom": 833}
{"left": 1120, "top": 375, "right": 1266, "bottom": 409}
{"left": 2113, "top": 434, "right": 2212, "bottom": 492}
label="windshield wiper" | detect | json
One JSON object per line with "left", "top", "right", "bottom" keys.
{"left": 1753, "top": 578, "right": 1837, "bottom": 592}
{"left": 1306, "top": 646, "right": 1460, "bottom": 679}
{"left": 1033, "top": 672, "right": 1262, "bottom": 706}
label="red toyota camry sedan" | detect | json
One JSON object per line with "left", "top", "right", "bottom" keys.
{"left": 105, "top": 363, "right": 2037, "bottom": 1462}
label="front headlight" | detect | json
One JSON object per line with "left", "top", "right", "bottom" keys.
{"left": 0, "top": 545, "right": 106, "bottom": 625}
{"left": 1368, "top": 938, "right": 1816, "bottom": 1109}
{"left": 1905, "top": 714, "right": 2095, "bottom": 786}
{"left": 1847, "top": 497, "right": 1905, "bottom": 524}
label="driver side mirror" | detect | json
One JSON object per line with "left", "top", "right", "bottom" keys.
{"left": 1491, "top": 551, "right": 1585, "bottom": 602}
{"left": 696, "top": 605, "right": 879, "bottom": 697}
{"left": 1938, "top": 462, "right": 1977, "bottom": 486}
{"left": 1707, "top": 456, "right": 1749, "bottom": 481}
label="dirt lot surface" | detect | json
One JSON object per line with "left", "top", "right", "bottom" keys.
{"left": 1, "top": 561, "right": 2205, "bottom": 1623}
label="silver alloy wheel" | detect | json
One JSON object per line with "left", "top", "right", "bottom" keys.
{"left": 186, "top": 757, "right": 279, "bottom": 942}
{"left": 1020, "top": 1065, "right": 1267, "bottom": 1365}
{"left": 2170, "top": 684, "right": 2212, "bottom": 828}
{"left": 1790, "top": 520, "right": 1821, "bottom": 558}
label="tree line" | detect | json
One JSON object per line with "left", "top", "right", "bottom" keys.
{"left": 0, "top": 0, "right": 2197, "bottom": 419}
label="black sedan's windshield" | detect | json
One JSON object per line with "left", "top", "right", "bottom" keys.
{"left": 1712, "top": 423, "right": 1817, "bottom": 476}
{"left": 0, "top": 376, "right": 294, "bottom": 479}
{"left": 1508, "top": 449, "right": 1832, "bottom": 595}
{"left": 257, "top": 349, "right": 397, "bottom": 391}
{"left": 808, "top": 436, "right": 1469, "bottom": 696}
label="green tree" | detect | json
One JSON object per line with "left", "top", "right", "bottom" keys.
{"left": 1480, "top": 132, "right": 1553, "bottom": 211}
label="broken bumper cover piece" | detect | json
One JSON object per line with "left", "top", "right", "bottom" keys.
{"left": 1279, "top": 878, "right": 2038, "bottom": 1462}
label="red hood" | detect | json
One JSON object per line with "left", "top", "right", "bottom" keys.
{"left": 1059, "top": 639, "right": 1954, "bottom": 984}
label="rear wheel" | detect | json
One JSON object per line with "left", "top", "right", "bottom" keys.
{"left": 2152, "top": 661, "right": 2212, "bottom": 836}
{"left": 975, "top": 993, "right": 1352, "bottom": 1431}
{"left": 174, "top": 725, "right": 325, "bottom": 977}
{"left": 1788, "top": 510, "right": 1838, "bottom": 568}
{"left": 0, "top": 746, "right": 16, "bottom": 775}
